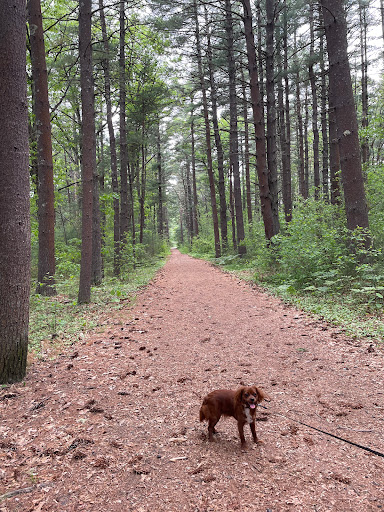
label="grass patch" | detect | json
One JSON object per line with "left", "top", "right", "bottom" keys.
{"left": 29, "top": 257, "right": 167, "bottom": 358}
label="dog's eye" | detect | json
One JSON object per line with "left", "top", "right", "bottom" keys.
{"left": 244, "top": 392, "right": 249, "bottom": 397}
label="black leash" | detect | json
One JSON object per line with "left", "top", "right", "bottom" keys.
{"left": 259, "top": 404, "right": 384, "bottom": 459}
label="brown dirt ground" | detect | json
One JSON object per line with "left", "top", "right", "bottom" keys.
{"left": 1, "top": 249, "right": 384, "bottom": 512}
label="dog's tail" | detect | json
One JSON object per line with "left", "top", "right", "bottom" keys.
{"left": 199, "top": 404, "right": 208, "bottom": 422}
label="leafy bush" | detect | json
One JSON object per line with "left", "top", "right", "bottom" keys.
{"left": 270, "top": 199, "right": 352, "bottom": 288}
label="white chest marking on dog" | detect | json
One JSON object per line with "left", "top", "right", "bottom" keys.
{"left": 244, "top": 406, "right": 253, "bottom": 424}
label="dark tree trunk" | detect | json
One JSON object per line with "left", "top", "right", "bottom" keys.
{"left": 205, "top": 7, "right": 228, "bottom": 249}
{"left": 99, "top": 0, "right": 120, "bottom": 275}
{"left": 27, "top": 0, "right": 56, "bottom": 296}
{"left": 225, "top": 0, "right": 246, "bottom": 255}
{"left": 320, "top": 0, "right": 369, "bottom": 231}
{"left": 190, "top": 110, "right": 199, "bottom": 238}
{"left": 295, "top": 31, "right": 306, "bottom": 199}
{"left": 329, "top": 105, "right": 342, "bottom": 205}
{"left": 241, "top": 0, "right": 276, "bottom": 240}
{"left": 309, "top": 0, "right": 320, "bottom": 198}
{"left": 157, "top": 121, "right": 164, "bottom": 238}
{"left": 193, "top": 0, "right": 220, "bottom": 257}
{"left": 92, "top": 163, "right": 102, "bottom": 286}
{"left": 229, "top": 173, "right": 237, "bottom": 251}
{"left": 278, "top": 53, "right": 291, "bottom": 223}
{"left": 319, "top": 10, "right": 329, "bottom": 201}
{"left": 139, "top": 137, "right": 147, "bottom": 245}
{"left": 359, "top": 0, "right": 369, "bottom": 166}
{"left": 241, "top": 69, "right": 252, "bottom": 225}
{"left": 283, "top": 1, "right": 292, "bottom": 221}
{"left": 0, "top": 1, "right": 31, "bottom": 383}
{"left": 119, "top": 0, "right": 129, "bottom": 246}
{"left": 381, "top": 0, "right": 384, "bottom": 66}
{"left": 78, "top": 0, "right": 95, "bottom": 303}
{"left": 304, "top": 87, "right": 310, "bottom": 198}
{"left": 265, "top": 0, "right": 280, "bottom": 235}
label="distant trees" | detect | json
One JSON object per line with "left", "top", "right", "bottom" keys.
{"left": 0, "top": 1, "right": 31, "bottom": 383}
{"left": 162, "top": 0, "right": 371, "bottom": 254}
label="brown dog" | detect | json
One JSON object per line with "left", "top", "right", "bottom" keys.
{"left": 199, "top": 386, "right": 267, "bottom": 445}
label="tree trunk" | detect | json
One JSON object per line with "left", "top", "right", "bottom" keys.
{"left": 381, "top": 0, "right": 384, "bottom": 67}
{"left": 205, "top": 6, "right": 228, "bottom": 249}
{"left": 304, "top": 87, "right": 310, "bottom": 198}
{"left": 92, "top": 162, "right": 102, "bottom": 286}
{"left": 190, "top": 109, "right": 199, "bottom": 238}
{"left": 320, "top": 0, "right": 369, "bottom": 231}
{"left": 283, "top": 1, "right": 292, "bottom": 221}
{"left": 192, "top": 0, "right": 220, "bottom": 257}
{"left": 329, "top": 105, "right": 341, "bottom": 205}
{"left": 294, "top": 31, "right": 306, "bottom": 199}
{"left": 359, "top": 0, "right": 369, "bottom": 166}
{"left": 225, "top": 0, "right": 246, "bottom": 255}
{"left": 0, "top": 1, "right": 31, "bottom": 383}
{"left": 27, "top": 0, "right": 56, "bottom": 296}
{"left": 139, "top": 137, "right": 147, "bottom": 245}
{"left": 78, "top": 0, "right": 95, "bottom": 303}
{"left": 241, "top": 0, "right": 276, "bottom": 240}
{"left": 99, "top": 0, "right": 120, "bottom": 275}
{"left": 278, "top": 45, "right": 291, "bottom": 222}
{"left": 157, "top": 121, "right": 164, "bottom": 238}
{"left": 241, "top": 69, "right": 252, "bottom": 225}
{"left": 309, "top": 0, "right": 320, "bottom": 198}
{"left": 319, "top": 9, "right": 329, "bottom": 201}
{"left": 265, "top": 0, "right": 280, "bottom": 235}
{"left": 119, "top": 0, "right": 129, "bottom": 246}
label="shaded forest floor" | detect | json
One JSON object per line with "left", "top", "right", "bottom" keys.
{"left": 1, "top": 249, "right": 383, "bottom": 512}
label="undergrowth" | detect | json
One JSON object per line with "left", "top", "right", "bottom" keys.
{"left": 29, "top": 257, "right": 167, "bottom": 358}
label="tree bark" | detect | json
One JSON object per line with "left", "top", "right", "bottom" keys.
{"left": 359, "top": 0, "right": 369, "bottom": 166}
{"left": 0, "top": 1, "right": 31, "bottom": 383}
{"left": 294, "top": 31, "right": 306, "bottom": 199}
{"left": 190, "top": 109, "right": 199, "bottom": 238}
{"left": 241, "top": 0, "right": 276, "bottom": 240}
{"left": 192, "top": 0, "right": 221, "bottom": 257}
{"left": 99, "top": 0, "right": 120, "bottom": 275}
{"left": 241, "top": 69, "right": 253, "bottom": 225}
{"left": 78, "top": 0, "right": 96, "bottom": 303}
{"left": 320, "top": 0, "right": 369, "bottom": 231}
{"left": 319, "top": 9, "right": 329, "bottom": 201}
{"left": 225, "top": 0, "right": 246, "bottom": 255}
{"left": 205, "top": 7, "right": 228, "bottom": 249}
{"left": 309, "top": 0, "right": 320, "bottom": 198}
{"left": 119, "top": 0, "right": 129, "bottom": 247}
{"left": 157, "top": 121, "right": 165, "bottom": 238}
{"left": 27, "top": 0, "right": 56, "bottom": 296}
{"left": 265, "top": 0, "right": 280, "bottom": 235}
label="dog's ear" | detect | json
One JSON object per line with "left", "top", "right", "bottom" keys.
{"left": 234, "top": 386, "right": 245, "bottom": 404}
{"left": 254, "top": 387, "right": 270, "bottom": 403}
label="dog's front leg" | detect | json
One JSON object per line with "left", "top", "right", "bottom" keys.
{"left": 250, "top": 421, "right": 258, "bottom": 443}
{"left": 237, "top": 421, "right": 246, "bottom": 444}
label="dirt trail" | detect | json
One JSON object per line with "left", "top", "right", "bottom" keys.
{"left": 1, "top": 249, "right": 383, "bottom": 511}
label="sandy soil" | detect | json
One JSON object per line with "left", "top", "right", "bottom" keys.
{"left": 1, "top": 249, "right": 383, "bottom": 512}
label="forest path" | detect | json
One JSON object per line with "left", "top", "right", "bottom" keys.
{"left": 1, "top": 249, "right": 383, "bottom": 511}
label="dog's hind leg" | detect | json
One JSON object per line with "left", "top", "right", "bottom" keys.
{"left": 208, "top": 416, "right": 220, "bottom": 441}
